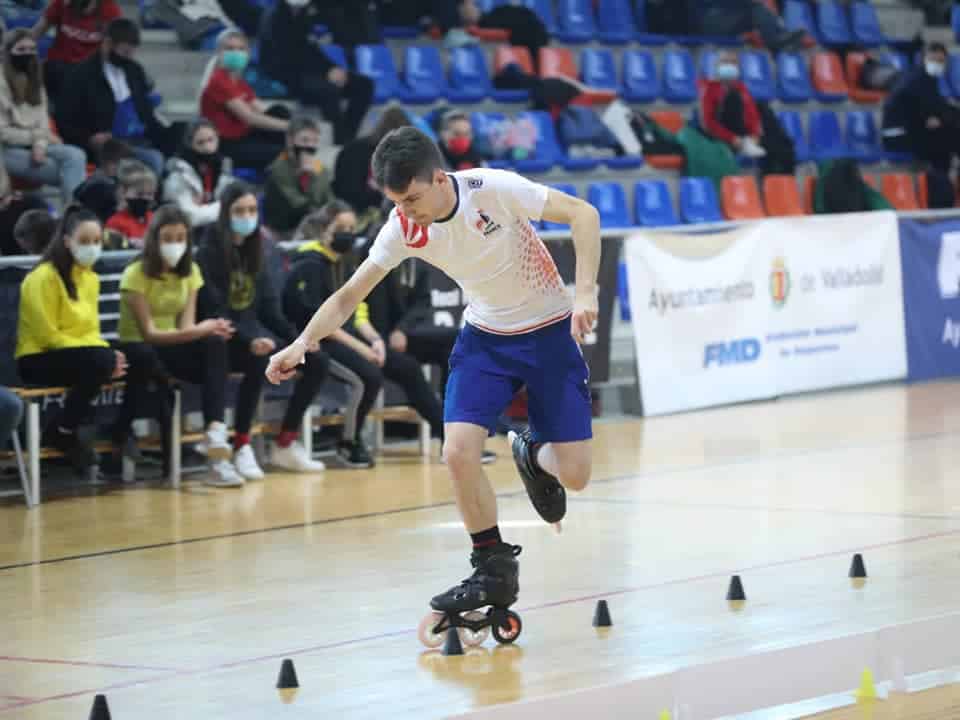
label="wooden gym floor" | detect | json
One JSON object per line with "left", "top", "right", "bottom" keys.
{"left": 2, "top": 381, "right": 960, "bottom": 719}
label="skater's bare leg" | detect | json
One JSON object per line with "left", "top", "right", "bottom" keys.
{"left": 535, "top": 439, "right": 592, "bottom": 492}
{"left": 443, "top": 421, "right": 498, "bottom": 533}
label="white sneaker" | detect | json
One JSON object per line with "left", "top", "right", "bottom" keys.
{"left": 205, "top": 422, "right": 231, "bottom": 461}
{"left": 234, "top": 444, "right": 265, "bottom": 481}
{"left": 206, "top": 459, "right": 244, "bottom": 487}
{"left": 740, "top": 137, "right": 767, "bottom": 158}
{"left": 271, "top": 441, "right": 326, "bottom": 473}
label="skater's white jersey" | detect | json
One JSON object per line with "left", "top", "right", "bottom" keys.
{"left": 367, "top": 168, "right": 572, "bottom": 336}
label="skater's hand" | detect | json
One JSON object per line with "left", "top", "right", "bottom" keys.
{"left": 369, "top": 338, "right": 386, "bottom": 367}
{"left": 112, "top": 350, "right": 128, "bottom": 379}
{"left": 571, "top": 290, "right": 598, "bottom": 345}
{"left": 250, "top": 336, "right": 276, "bottom": 356}
{"left": 266, "top": 339, "right": 308, "bottom": 384}
{"left": 388, "top": 329, "right": 407, "bottom": 353}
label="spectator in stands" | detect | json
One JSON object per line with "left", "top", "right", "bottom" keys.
{"left": 73, "top": 137, "right": 134, "bottom": 222}
{"left": 258, "top": 0, "right": 374, "bottom": 146}
{"left": 262, "top": 115, "right": 333, "bottom": 234}
{"left": 163, "top": 119, "right": 236, "bottom": 231}
{"left": 700, "top": 50, "right": 767, "bottom": 160}
{"left": 196, "top": 181, "right": 327, "bottom": 475}
{"left": 116, "top": 204, "right": 243, "bottom": 487}
{"left": 693, "top": 0, "right": 805, "bottom": 51}
{"left": 11, "top": 209, "right": 57, "bottom": 255}
{"left": 0, "top": 386, "right": 22, "bottom": 449}
{"left": 0, "top": 30, "right": 88, "bottom": 204}
{"left": 438, "top": 109, "right": 484, "bottom": 171}
{"left": 54, "top": 18, "right": 169, "bottom": 179}
{"left": 882, "top": 42, "right": 960, "bottom": 173}
{"left": 199, "top": 29, "right": 290, "bottom": 173}
{"left": 813, "top": 159, "right": 893, "bottom": 213}
{"left": 15, "top": 205, "right": 127, "bottom": 472}
{"left": 0, "top": 155, "right": 50, "bottom": 256}
{"left": 332, "top": 104, "right": 411, "bottom": 221}
{"left": 104, "top": 160, "right": 156, "bottom": 249}
{"left": 31, "top": 0, "right": 123, "bottom": 102}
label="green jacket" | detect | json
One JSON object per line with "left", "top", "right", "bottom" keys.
{"left": 813, "top": 160, "right": 893, "bottom": 214}
{"left": 262, "top": 152, "right": 334, "bottom": 233}
{"left": 648, "top": 121, "right": 740, "bottom": 190}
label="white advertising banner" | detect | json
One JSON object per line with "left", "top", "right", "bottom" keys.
{"left": 625, "top": 211, "right": 907, "bottom": 416}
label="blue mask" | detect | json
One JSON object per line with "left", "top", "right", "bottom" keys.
{"left": 715, "top": 63, "right": 739, "bottom": 81}
{"left": 231, "top": 215, "right": 258, "bottom": 237}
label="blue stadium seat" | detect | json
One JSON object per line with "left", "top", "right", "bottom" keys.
{"left": 322, "top": 45, "right": 347, "bottom": 68}
{"left": 605, "top": 154, "right": 644, "bottom": 171}
{"left": 777, "top": 52, "right": 813, "bottom": 103}
{"left": 948, "top": 54, "right": 960, "bottom": 99}
{"left": 632, "top": 0, "right": 669, "bottom": 45}
{"left": 882, "top": 51, "right": 909, "bottom": 73}
{"left": 777, "top": 110, "right": 810, "bottom": 162}
{"left": 587, "top": 182, "right": 630, "bottom": 228}
{"left": 622, "top": 50, "right": 660, "bottom": 102}
{"left": 850, "top": 2, "right": 885, "bottom": 46}
{"left": 515, "top": 111, "right": 564, "bottom": 173}
{"left": 740, "top": 51, "right": 775, "bottom": 103}
{"left": 816, "top": 0, "right": 853, "bottom": 46}
{"left": 809, "top": 110, "right": 847, "bottom": 160}
{"left": 954, "top": 5, "right": 960, "bottom": 43}
{"left": 581, "top": 48, "right": 619, "bottom": 91}
{"left": 470, "top": 111, "right": 509, "bottom": 168}
{"left": 449, "top": 46, "right": 491, "bottom": 103}
{"left": 678, "top": 178, "right": 723, "bottom": 224}
{"left": 556, "top": 0, "right": 596, "bottom": 43}
{"left": 845, "top": 110, "right": 882, "bottom": 162}
{"left": 663, "top": 50, "right": 697, "bottom": 104}
{"left": 356, "top": 44, "right": 408, "bottom": 103}
{"left": 522, "top": 0, "right": 558, "bottom": 34}
{"left": 634, "top": 180, "right": 679, "bottom": 227}
{"left": 784, "top": 0, "right": 818, "bottom": 40}
{"left": 542, "top": 183, "right": 578, "bottom": 231}
{"left": 699, "top": 50, "right": 719, "bottom": 80}
{"left": 382, "top": 26, "right": 420, "bottom": 38}
{"left": 403, "top": 45, "right": 446, "bottom": 104}
{"left": 596, "top": 0, "right": 636, "bottom": 44}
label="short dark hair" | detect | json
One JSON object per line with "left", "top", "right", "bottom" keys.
{"left": 927, "top": 42, "right": 947, "bottom": 56}
{"left": 371, "top": 126, "right": 444, "bottom": 193}
{"left": 106, "top": 18, "right": 141, "bottom": 47}
{"left": 98, "top": 138, "right": 134, "bottom": 168}
{"left": 287, "top": 114, "right": 320, "bottom": 139}
{"left": 14, "top": 209, "right": 56, "bottom": 256}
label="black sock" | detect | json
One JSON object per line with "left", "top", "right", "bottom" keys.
{"left": 470, "top": 526, "right": 502, "bottom": 550}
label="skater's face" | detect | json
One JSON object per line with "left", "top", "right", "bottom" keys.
{"left": 385, "top": 169, "right": 451, "bottom": 227}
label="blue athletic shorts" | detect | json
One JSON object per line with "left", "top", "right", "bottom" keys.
{"left": 444, "top": 316, "right": 593, "bottom": 444}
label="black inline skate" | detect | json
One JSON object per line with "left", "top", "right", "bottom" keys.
{"left": 508, "top": 427, "right": 566, "bottom": 528}
{"left": 418, "top": 543, "right": 523, "bottom": 648}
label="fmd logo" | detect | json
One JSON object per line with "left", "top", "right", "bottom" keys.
{"left": 704, "top": 338, "right": 762, "bottom": 368}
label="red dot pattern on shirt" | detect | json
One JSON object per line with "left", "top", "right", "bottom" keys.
{"left": 516, "top": 220, "right": 564, "bottom": 294}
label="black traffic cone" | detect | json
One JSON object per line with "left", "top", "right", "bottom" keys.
{"left": 849, "top": 553, "right": 867, "bottom": 579}
{"left": 442, "top": 627, "right": 464, "bottom": 656}
{"left": 592, "top": 599, "right": 613, "bottom": 627}
{"left": 88, "top": 694, "right": 111, "bottom": 720}
{"left": 276, "top": 658, "right": 299, "bottom": 689}
{"left": 726, "top": 575, "right": 746, "bottom": 601}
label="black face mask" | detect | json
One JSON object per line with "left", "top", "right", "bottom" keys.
{"left": 108, "top": 51, "right": 131, "bottom": 68}
{"left": 331, "top": 232, "right": 355, "bottom": 254}
{"left": 127, "top": 197, "right": 152, "bottom": 220}
{"left": 294, "top": 145, "right": 318, "bottom": 159}
{"left": 9, "top": 54, "right": 34, "bottom": 73}
{"left": 190, "top": 148, "right": 222, "bottom": 170}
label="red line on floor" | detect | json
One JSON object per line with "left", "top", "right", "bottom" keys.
{"left": 0, "top": 656, "right": 181, "bottom": 673}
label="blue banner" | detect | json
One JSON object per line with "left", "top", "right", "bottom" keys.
{"left": 899, "top": 218, "right": 960, "bottom": 381}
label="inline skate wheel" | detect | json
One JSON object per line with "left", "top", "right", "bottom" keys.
{"left": 491, "top": 610, "right": 522, "bottom": 644}
{"left": 417, "top": 611, "right": 446, "bottom": 648}
{"left": 458, "top": 611, "right": 490, "bottom": 647}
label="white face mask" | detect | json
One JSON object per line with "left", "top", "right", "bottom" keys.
{"left": 160, "top": 242, "right": 187, "bottom": 269}
{"left": 70, "top": 242, "right": 102, "bottom": 268}
{"left": 926, "top": 60, "right": 945, "bottom": 77}
{"left": 715, "top": 63, "right": 739, "bottom": 81}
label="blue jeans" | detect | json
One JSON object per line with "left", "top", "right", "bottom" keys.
{"left": 3, "top": 144, "right": 87, "bottom": 203}
{"left": 0, "top": 387, "right": 23, "bottom": 450}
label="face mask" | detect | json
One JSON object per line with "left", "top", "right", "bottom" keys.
{"left": 9, "top": 53, "right": 34, "bottom": 73}
{"left": 108, "top": 51, "right": 131, "bottom": 67}
{"left": 925, "top": 60, "right": 945, "bottom": 77}
{"left": 221, "top": 50, "right": 249, "bottom": 73}
{"left": 231, "top": 215, "right": 258, "bottom": 237}
{"left": 446, "top": 136, "right": 472, "bottom": 155}
{"left": 160, "top": 241, "right": 187, "bottom": 269}
{"left": 293, "top": 145, "right": 318, "bottom": 159}
{"left": 715, "top": 63, "right": 739, "bottom": 81}
{"left": 127, "top": 197, "right": 152, "bottom": 220}
{"left": 70, "top": 242, "right": 102, "bottom": 268}
{"left": 331, "top": 231, "right": 355, "bottom": 254}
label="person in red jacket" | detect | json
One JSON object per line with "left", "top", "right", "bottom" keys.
{"left": 699, "top": 50, "right": 766, "bottom": 159}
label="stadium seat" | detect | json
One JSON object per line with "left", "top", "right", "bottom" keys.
{"left": 777, "top": 53, "right": 813, "bottom": 103}
{"left": 698, "top": 50, "right": 719, "bottom": 80}
{"left": 783, "top": 0, "right": 818, "bottom": 40}
{"left": 809, "top": 110, "right": 847, "bottom": 160}
{"left": 812, "top": 51, "right": 848, "bottom": 102}
{"left": 679, "top": 177, "right": 723, "bottom": 224}
{"left": 776, "top": 110, "right": 810, "bottom": 162}
{"left": 634, "top": 180, "right": 679, "bottom": 227}
{"left": 662, "top": 50, "right": 697, "bottom": 104}
{"left": 581, "top": 48, "right": 619, "bottom": 91}
{"left": 492, "top": 46, "right": 535, "bottom": 102}
{"left": 953, "top": 5, "right": 960, "bottom": 43}
{"left": 542, "top": 183, "right": 577, "bottom": 231}
{"left": 539, "top": 47, "right": 578, "bottom": 81}
{"left": 816, "top": 0, "right": 852, "bottom": 46}
{"left": 449, "top": 46, "right": 491, "bottom": 103}
{"left": 515, "top": 111, "right": 565, "bottom": 173}
{"left": 587, "top": 182, "right": 631, "bottom": 228}
{"left": 845, "top": 110, "right": 882, "bottom": 162}
{"left": 881, "top": 173, "right": 919, "bottom": 210}
{"left": 596, "top": 0, "right": 636, "bottom": 44}
{"left": 851, "top": 2, "right": 885, "bottom": 46}
{"left": 644, "top": 111, "right": 685, "bottom": 170}
{"left": 740, "top": 51, "right": 775, "bottom": 103}
{"left": 403, "top": 46, "right": 446, "bottom": 104}
{"left": 356, "top": 44, "right": 408, "bottom": 103}
{"left": 322, "top": 45, "right": 347, "bottom": 68}
{"left": 948, "top": 54, "right": 960, "bottom": 98}
{"left": 845, "top": 52, "right": 885, "bottom": 104}
{"left": 763, "top": 175, "right": 805, "bottom": 216}
{"left": 622, "top": 50, "right": 660, "bottom": 102}
{"left": 721, "top": 176, "right": 766, "bottom": 220}
{"left": 470, "top": 111, "right": 508, "bottom": 167}
{"left": 382, "top": 25, "right": 420, "bottom": 38}
{"left": 522, "top": 0, "right": 558, "bottom": 33}
{"left": 802, "top": 175, "right": 816, "bottom": 214}
{"left": 556, "top": 0, "right": 596, "bottom": 43}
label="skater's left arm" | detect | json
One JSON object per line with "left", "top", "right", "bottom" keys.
{"left": 541, "top": 188, "right": 601, "bottom": 343}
